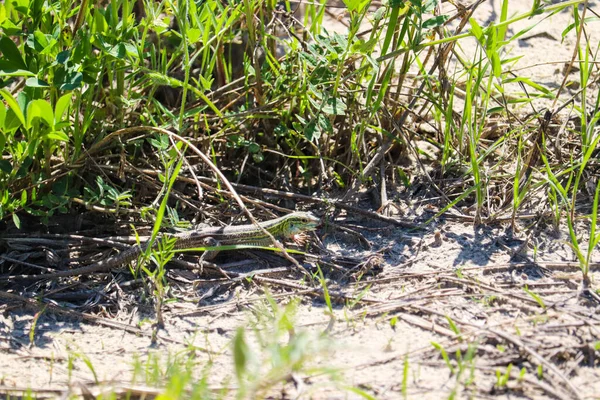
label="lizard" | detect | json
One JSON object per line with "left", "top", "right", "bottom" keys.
{"left": 1, "top": 211, "right": 320, "bottom": 281}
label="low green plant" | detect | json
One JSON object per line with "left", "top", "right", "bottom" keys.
{"left": 495, "top": 363, "right": 513, "bottom": 389}
{"left": 232, "top": 292, "right": 352, "bottom": 398}
{"left": 523, "top": 286, "right": 546, "bottom": 309}
{"left": 431, "top": 341, "right": 455, "bottom": 375}
{"left": 402, "top": 354, "right": 409, "bottom": 399}
{"left": 445, "top": 315, "right": 462, "bottom": 342}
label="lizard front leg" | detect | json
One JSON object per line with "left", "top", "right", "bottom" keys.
{"left": 200, "top": 236, "right": 220, "bottom": 261}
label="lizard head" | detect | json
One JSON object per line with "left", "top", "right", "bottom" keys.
{"left": 282, "top": 211, "right": 321, "bottom": 239}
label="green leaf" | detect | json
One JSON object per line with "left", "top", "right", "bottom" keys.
{"left": 1, "top": 19, "right": 22, "bottom": 35}
{"left": 304, "top": 119, "right": 321, "bottom": 142}
{"left": 523, "top": 285, "right": 546, "bottom": 309}
{"left": 25, "top": 77, "right": 50, "bottom": 87}
{"left": 317, "top": 264, "right": 332, "bottom": 313}
{"left": 562, "top": 17, "right": 600, "bottom": 38}
{"left": 0, "top": 36, "right": 27, "bottom": 69}
{"left": 445, "top": 315, "right": 462, "bottom": 338}
{"left": 44, "top": 130, "right": 69, "bottom": 142}
{"left": 344, "top": 386, "right": 377, "bottom": 400}
{"left": 123, "top": 42, "right": 138, "bottom": 58}
{"left": 233, "top": 328, "right": 249, "bottom": 381}
{"left": 352, "top": 38, "right": 377, "bottom": 54}
{"left": 94, "top": 10, "right": 108, "bottom": 34}
{"left": 0, "top": 89, "right": 25, "bottom": 127}
{"left": 27, "top": 99, "right": 54, "bottom": 128}
{"left": 0, "top": 64, "right": 36, "bottom": 77}
{"left": 504, "top": 77, "right": 553, "bottom": 95}
{"left": 12, "top": 212, "right": 20, "bottom": 229}
{"left": 321, "top": 97, "right": 346, "bottom": 115}
{"left": 20, "top": 189, "right": 27, "bottom": 205}
{"left": 419, "top": 0, "right": 437, "bottom": 13}
{"left": 491, "top": 52, "right": 501, "bottom": 77}
{"left": 422, "top": 15, "right": 449, "bottom": 30}
{"left": 0, "top": 159, "right": 11, "bottom": 173}
{"left": 187, "top": 27, "right": 201, "bottom": 43}
{"left": 26, "top": 30, "right": 58, "bottom": 55}
{"left": 59, "top": 72, "right": 83, "bottom": 90}
{"left": 470, "top": 18, "right": 484, "bottom": 43}
{"left": 54, "top": 92, "right": 72, "bottom": 123}
{"left": 11, "top": 0, "right": 30, "bottom": 14}
{"left": 0, "top": 105, "right": 5, "bottom": 128}
{"left": 56, "top": 50, "right": 70, "bottom": 64}
{"left": 343, "top": 0, "right": 368, "bottom": 13}
{"left": 105, "top": 42, "right": 138, "bottom": 59}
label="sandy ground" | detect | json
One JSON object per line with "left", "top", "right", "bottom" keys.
{"left": 1, "top": 0, "right": 600, "bottom": 399}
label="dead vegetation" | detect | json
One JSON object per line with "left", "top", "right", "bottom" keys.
{"left": 1, "top": 0, "right": 600, "bottom": 398}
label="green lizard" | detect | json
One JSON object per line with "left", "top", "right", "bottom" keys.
{"left": 2, "top": 211, "right": 320, "bottom": 281}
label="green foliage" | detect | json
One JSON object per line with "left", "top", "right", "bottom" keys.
{"left": 130, "top": 351, "right": 214, "bottom": 400}
{"left": 0, "top": 0, "right": 596, "bottom": 242}
{"left": 232, "top": 293, "right": 346, "bottom": 397}
{"left": 523, "top": 286, "right": 546, "bottom": 309}
{"left": 495, "top": 363, "right": 513, "bottom": 389}
{"left": 431, "top": 341, "right": 455, "bottom": 375}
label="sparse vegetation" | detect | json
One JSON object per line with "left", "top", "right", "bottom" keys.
{"left": 1, "top": 0, "right": 599, "bottom": 398}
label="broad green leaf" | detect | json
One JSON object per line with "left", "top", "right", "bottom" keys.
{"left": 1, "top": 19, "right": 22, "bottom": 35}
{"left": 107, "top": 43, "right": 126, "bottom": 59}
{"left": 420, "top": 0, "right": 437, "bottom": 13}
{"left": 11, "top": 0, "right": 30, "bottom": 14}
{"left": 304, "top": 119, "right": 320, "bottom": 142}
{"left": 44, "top": 130, "right": 69, "bottom": 142}
{"left": 4, "top": 109, "right": 23, "bottom": 131}
{"left": 123, "top": 42, "right": 138, "bottom": 58}
{"left": 372, "top": 7, "right": 386, "bottom": 21}
{"left": 26, "top": 30, "right": 57, "bottom": 54}
{"left": 0, "top": 36, "right": 27, "bottom": 69}
{"left": 343, "top": 0, "right": 367, "bottom": 13}
{"left": 0, "top": 89, "right": 25, "bottom": 127}
{"left": 422, "top": 15, "right": 449, "bottom": 30}
{"left": 105, "top": 41, "right": 138, "bottom": 60}
{"left": 54, "top": 92, "right": 72, "bottom": 123}
{"left": 27, "top": 99, "right": 54, "bottom": 128}
{"left": 352, "top": 38, "right": 377, "bottom": 54}
{"left": 0, "top": 63, "right": 36, "bottom": 77}
{"left": 59, "top": 72, "right": 83, "bottom": 90}
{"left": 94, "top": 10, "right": 108, "bottom": 34}
{"left": 187, "top": 27, "right": 201, "bottom": 43}
{"left": 321, "top": 97, "right": 346, "bottom": 115}
{"left": 25, "top": 77, "right": 50, "bottom": 87}
{"left": 0, "top": 159, "right": 10, "bottom": 173}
